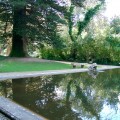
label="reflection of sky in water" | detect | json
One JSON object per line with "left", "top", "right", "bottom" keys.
{"left": 55, "top": 84, "right": 120, "bottom": 120}
{"left": 72, "top": 97, "right": 120, "bottom": 120}
{"left": 58, "top": 90, "right": 120, "bottom": 120}
{"left": 100, "top": 104, "right": 120, "bottom": 120}
{"left": 55, "top": 70, "right": 120, "bottom": 120}
{"left": 55, "top": 87, "right": 65, "bottom": 99}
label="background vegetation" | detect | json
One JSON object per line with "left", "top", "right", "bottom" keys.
{"left": 0, "top": 0, "right": 120, "bottom": 65}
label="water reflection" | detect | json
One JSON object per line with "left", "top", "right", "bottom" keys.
{"left": 0, "top": 69, "right": 120, "bottom": 120}
{"left": 87, "top": 70, "right": 99, "bottom": 79}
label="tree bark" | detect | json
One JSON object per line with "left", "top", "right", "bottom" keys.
{"left": 9, "top": 34, "right": 28, "bottom": 57}
{"left": 9, "top": 7, "right": 28, "bottom": 57}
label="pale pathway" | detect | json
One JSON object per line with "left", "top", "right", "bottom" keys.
{"left": 0, "top": 65, "right": 119, "bottom": 81}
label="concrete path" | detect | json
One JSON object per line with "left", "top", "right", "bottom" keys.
{"left": 0, "top": 97, "right": 46, "bottom": 120}
{"left": 0, "top": 112, "right": 10, "bottom": 120}
{"left": 0, "top": 65, "right": 119, "bottom": 81}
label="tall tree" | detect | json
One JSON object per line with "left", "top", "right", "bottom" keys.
{"left": 0, "top": 0, "right": 67, "bottom": 57}
{"left": 67, "top": 0, "right": 104, "bottom": 60}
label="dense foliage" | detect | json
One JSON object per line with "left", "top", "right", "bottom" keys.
{"left": 0, "top": 0, "right": 68, "bottom": 56}
{"left": 40, "top": 4, "right": 120, "bottom": 65}
{"left": 0, "top": 0, "right": 119, "bottom": 65}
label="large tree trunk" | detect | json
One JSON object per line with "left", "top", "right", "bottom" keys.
{"left": 9, "top": 34, "right": 28, "bottom": 57}
{"left": 9, "top": 7, "right": 28, "bottom": 57}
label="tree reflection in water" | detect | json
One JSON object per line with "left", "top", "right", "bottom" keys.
{"left": 0, "top": 68, "right": 120, "bottom": 120}
{"left": 87, "top": 70, "right": 99, "bottom": 79}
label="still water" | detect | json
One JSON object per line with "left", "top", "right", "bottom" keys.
{"left": 0, "top": 69, "right": 120, "bottom": 120}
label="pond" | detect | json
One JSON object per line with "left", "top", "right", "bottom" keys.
{"left": 0, "top": 68, "right": 120, "bottom": 120}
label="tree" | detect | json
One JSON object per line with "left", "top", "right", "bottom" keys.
{"left": 105, "top": 16, "right": 120, "bottom": 63}
{"left": 0, "top": 0, "right": 67, "bottom": 57}
{"left": 67, "top": 0, "right": 104, "bottom": 60}
{"left": 0, "top": 0, "right": 104, "bottom": 57}
{"left": 110, "top": 16, "right": 120, "bottom": 34}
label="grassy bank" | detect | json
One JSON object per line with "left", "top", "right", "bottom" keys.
{"left": 0, "top": 59, "right": 72, "bottom": 72}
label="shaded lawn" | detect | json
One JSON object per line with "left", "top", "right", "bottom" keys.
{"left": 0, "top": 60, "right": 72, "bottom": 72}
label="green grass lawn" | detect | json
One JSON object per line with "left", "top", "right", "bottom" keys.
{"left": 0, "top": 60, "right": 72, "bottom": 72}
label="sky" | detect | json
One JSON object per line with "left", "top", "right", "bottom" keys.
{"left": 104, "top": 0, "right": 120, "bottom": 19}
